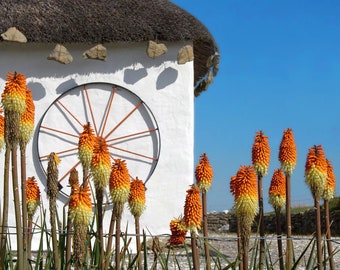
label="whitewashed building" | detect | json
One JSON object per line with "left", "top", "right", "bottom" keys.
{"left": 0, "top": 0, "right": 219, "bottom": 250}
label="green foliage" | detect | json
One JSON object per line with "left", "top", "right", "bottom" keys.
{"left": 328, "top": 196, "right": 340, "bottom": 211}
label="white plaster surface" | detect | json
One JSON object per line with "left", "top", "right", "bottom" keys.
{"left": 0, "top": 41, "right": 194, "bottom": 250}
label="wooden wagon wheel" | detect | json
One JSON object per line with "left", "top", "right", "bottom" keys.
{"left": 37, "top": 82, "right": 161, "bottom": 202}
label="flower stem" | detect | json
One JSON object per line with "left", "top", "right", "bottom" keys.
{"left": 65, "top": 210, "right": 72, "bottom": 270}
{"left": 236, "top": 219, "right": 243, "bottom": 270}
{"left": 201, "top": 190, "right": 211, "bottom": 270}
{"left": 285, "top": 173, "right": 293, "bottom": 269}
{"left": 0, "top": 146, "right": 10, "bottom": 269}
{"left": 114, "top": 202, "right": 124, "bottom": 269}
{"left": 324, "top": 199, "right": 335, "bottom": 270}
{"left": 135, "top": 216, "right": 142, "bottom": 270}
{"left": 12, "top": 145, "right": 24, "bottom": 270}
{"left": 95, "top": 188, "right": 104, "bottom": 270}
{"left": 104, "top": 208, "right": 116, "bottom": 269}
{"left": 20, "top": 146, "right": 28, "bottom": 269}
{"left": 274, "top": 207, "right": 284, "bottom": 270}
{"left": 314, "top": 196, "right": 322, "bottom": 270}
{"left": 257, "top": 174, "right": 265, "bottom": 270}
{"left": 190, "top": 231, "right": 200, "bottom": 270}
{"left": 27, "top": 217, "right": 33, "bottom": 261}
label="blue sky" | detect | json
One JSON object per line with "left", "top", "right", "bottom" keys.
{"left": 172, "top": 1, "right": 340, "bottom": 212}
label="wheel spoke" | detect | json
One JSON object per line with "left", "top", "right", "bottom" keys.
{"left": 106, "top": 128, "right": 158, "bottom": 143}
{"left": 84, "top": 84, "right": 99, "bottom": 136}
{"left": 38, "top": 83, "right": 160, "bottom": 201}
{"left": 100, "top": 86, "right": 116, "bottom": 137}
{"left": 40, "top": 125, "right": 79, "bottom": 138}
{"left": 56, "top": 100, "right": 83, "bottom": 127}
{"left": 104, "top": 101, "right": 143, "bottom": 139}
{"left": 39, "top": 147, "right": 78, "bottom": 160}
{"left": 108, "top": 145, "right": 157, "bottom": 161}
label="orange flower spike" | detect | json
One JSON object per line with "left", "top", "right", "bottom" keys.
{"left": 229, "top": 175, "right": 237, "bottom": 196}
{"left": 69, "top": 184, "right": 93, "bottom": 226}
{"left": 169, "top": 217, "right": 187, "bottom": 246}
{"left": 90, "top": 136, "right": 111, "bottom": 190}
{"left": 252, "top": 131, "right": 270, "bottom": 177}
{"left": 323, "top": 159, "right": 336, "bottom": 200}
{"left": 78, "top": 123, "right": 96, "bottom": 168}
{"left": 1, "top": 71, "right": 27, "bottom": 114}
{"left": 268, "top": 169, "right": 286, "bottom": 209}
{"left": 230, "top": 165, "right": 258, "bottom": 218}
{"left": 26, "top": 176, "right": 41, "bottom": 217}
{"left": 128, "top": 177, "right": 146, "bottom": 218}
{"left": 305, "top": 145, "right": 328, "bottom": 198}
{"left": 279, "top": 128, "right": 297, "bottom": 175}
{"left": 0, "top": 109, "right": 4, "bottom": 150}
{"left": 19, "top": 88, "right": 35, "bottom": 146}
{"left": 195, "top": 153, "right": 214, "bottom": 191}
{"left": 184, "top": 185, "right": 202, "bottom": 231}
{"left": 109, "top": 159, "right": 131, "bottom": 204}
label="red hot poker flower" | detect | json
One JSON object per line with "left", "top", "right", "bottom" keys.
{"left": 195, "top": 153, "right": 214, "bottom": 191}
{"left": 252, "top": 131, "right": 270, "bottom": 177}
{"left": 279, "top": 128, "right": 297, "bottom": 175}
{"left": 268, "top": 169, "right": 286, "bottom": 209}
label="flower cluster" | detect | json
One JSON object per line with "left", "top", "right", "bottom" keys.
{"left": 169, "top": 217, "right": 187, "bottom": 245}
{"left": 1, "top": 71, "right": 27, "bottom": 114}
{"left": 19, "top": 88, "right": 35, "bottom": 146}
{"left": 78, "top": 123, "right": 96, "bottom": 168}
{"left": 268, "top": 169, "right": 286, "bottom": 209}
{"left": 90, "top": 137, "right": 111, "bottom": 190}
{"left": 230, "top": 166, "right": 258, "bottom": 218}
{"left": 252, "top": 131, "right": 270, "bottom": 177}
{"left": 278, "top": 128, "right": 297, "bottom": 175}
{"left": 184, "top": 185, "right": 202, "bottom": 231}
{"left": 69, "top": 184, "right": 93, "bottom": 226}
{"left": 128, "top": 177, "right": 146, "bottom": 218}
{"left": 195, "top": 153, "right": 213, "bottom": 191}
{"left": 305, "top": 145, "right": 328, "bottom": 198}
{"left": 26, "top": 176, "right": 41, "bottom": 217}
{"left": 323, "top": 159, "right": 336, "bottom": 201}
{"left": 109, "top": 159, "right": 131, "bottom": 204}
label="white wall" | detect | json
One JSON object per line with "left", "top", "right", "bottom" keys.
{"left": 0, "top": 41, "right": 194, "bottom": 249}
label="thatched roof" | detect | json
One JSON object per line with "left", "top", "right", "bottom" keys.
{"left": 0, "top": 0, "right": 219, "bottom": 96}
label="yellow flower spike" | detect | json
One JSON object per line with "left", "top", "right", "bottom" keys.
{"left": 69, "top": 184, "right": 93, "bottom": 226}
{"left": 279, "top": 128, "right": 297, "bottom": 176}
{"left": 169, "top": 217, "right": 187, "bottom": 246}
{"left": 0, "top": 109, "right": 4, "bottom": 150}
{"left": 19, "top": 88, "right": 35, "bottom": 147}
{"left": 109, "top": 159, "right": 131, "bottom": 204}
{"left": 252, "top": 131, "right": 270, "bottom": 177}
{"left": 1, "top": 71, "right": 27, "bottom": 114}
{"left": 128, "top": 177, "right": 146, "bottom": 218}
{"left": 269, "top": 169, "right": 286, "bottom": 209}
{"left": 184, "top": 184, "right": 202, "bottom": 232}
{"left": 26, "top": 176, "right": 41, "bottom": 218}
{"left": 230, "top": 165, "right": 258, "bottom": 219}
{"left": 195, "top": 153, "right": 214, "bottom": 191}
{"left": 305, "top": 145, "right": 328, "bottom": 198}
{"left": 78, "top": 123, "right": 96, "bottom": 168}
{"left": 90, "top": 136, "right": 111, "bottom": 190}
{"left": 323, "top": 159, "right": 336, "bottom": 201}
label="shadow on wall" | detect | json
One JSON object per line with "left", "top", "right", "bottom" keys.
{"left": 156, "top": 67, "right": 178, "bottom": 90}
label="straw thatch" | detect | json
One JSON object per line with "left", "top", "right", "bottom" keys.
{"left": 0, "top": 0, "right": 219, "bottom": 96}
